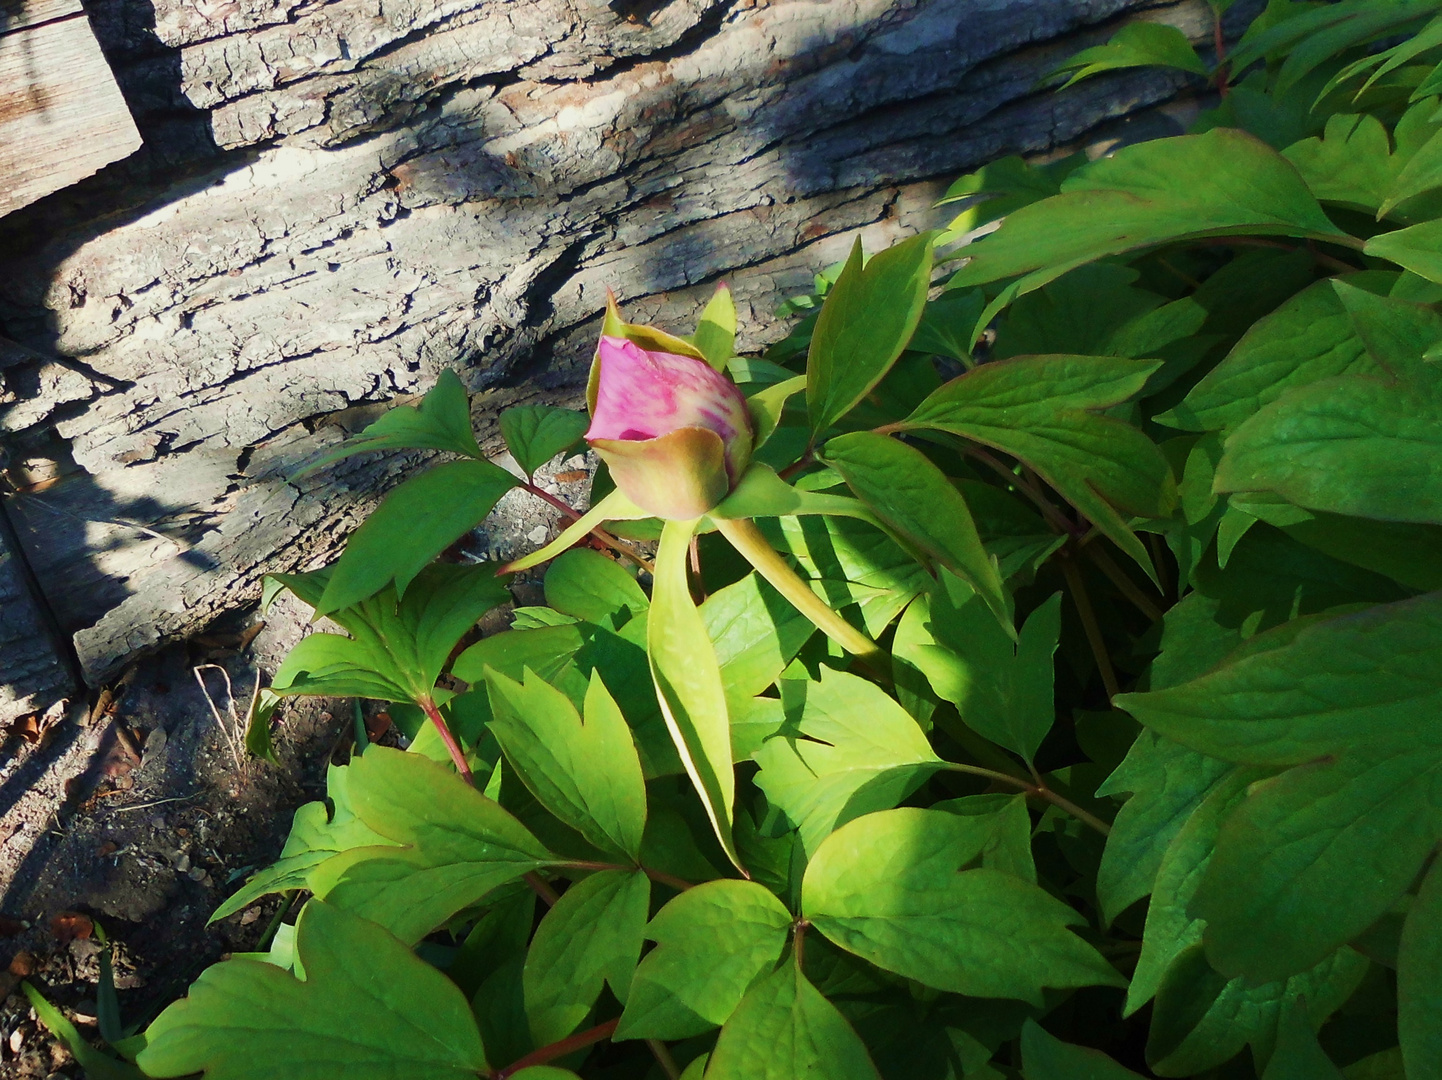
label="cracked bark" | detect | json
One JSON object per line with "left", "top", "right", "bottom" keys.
{"left": 0, "top": 0, "right": 1231, "bottom": 712}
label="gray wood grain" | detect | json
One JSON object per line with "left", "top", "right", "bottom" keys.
{"left": 0, "top": 0, "right": 1222, "bottom": 697}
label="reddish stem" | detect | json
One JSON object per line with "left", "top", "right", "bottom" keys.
{"left": 418, "top": 696, "right": 473, "bottom": 785}
{"left": 793, "top": 920, "right": 808, "bottom": 972}
{"left": 495, "top": 1019, "right": 620, "bottom": 1078}
{"left": 525, "top": 872, "right": 561, "bottom": 907}
{"left": 560, "top": 860, "right": 694, "bottom": 892}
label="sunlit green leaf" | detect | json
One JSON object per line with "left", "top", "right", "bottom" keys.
{"left": 297, "top": 370, "right": 483, "bottom": 477}
{"left": 317, "top": 459, "right": 517, "bottom": 614}
{"left": 616, "top": 880, "right": 792, "bottom": 1041}
{"left": 802, "top": 808, "right": 1122, "bottom": 1002}
{"left": 753, "top": 668, "right": 942, "bottom": 855}
{"left": 543, "top": 549, "right": 648, "bottom": 628}
{"left": 695, "top": 283, "right": 738, "bottom": 370}
{"left": 139, "top": 901, "right": 487, "bottom": 1080}
{"left": 500, "top": 405, "right": 589, "bottom": 479}
{"left": 807, "top": 233, "right": 935, "bottom": 435}
{"left": 706, "top": 964, "right": 882, "bottom": 1080}
{"left": 485, "top": 668, "right": 647, "bottom": 861}
{"left": 1048, "top": 21, "right": 1206, "bottom": 90}
{"left": 524, "top": 869, "right": 650, "bottom": 1045}
{"left": 650, "top": 518, "right": 742, "bottom": 870}
{"left": 822, "top": 432, "right": 1010, "bottom": 630}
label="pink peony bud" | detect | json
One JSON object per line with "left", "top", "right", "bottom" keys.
{"left": 586, "top": 335, "right": 753, "bottom": 519}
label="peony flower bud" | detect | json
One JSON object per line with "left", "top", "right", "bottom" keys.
{"left": 586, "top": 335, "right": 754, "bottom": 519}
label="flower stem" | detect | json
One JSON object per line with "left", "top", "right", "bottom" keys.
{"left": 418, "top": 695, "right": 473, "bottom": 785}
{"left": 1060, "top": 553, "right": 1120, "bottom": 701}
{"left": 525, "top": 872, "right": 561, "bottom": 907}
{"left": 647, "top": 1040, "right": 682, "bottom": 1080}
{"left": 940, "top": 762, "right": 1111, "bottom": 837}
{"left": 559, "top": 860, "right": 693, "bottom": 892}
{"left": 494, "top": 1018, "right": 619, "bottom": 1079}
{"left": 713, "top": 516, "right": 887, "bottom": 672}
{"left": 520, "top": 480, "right": 656, "bottom": 575}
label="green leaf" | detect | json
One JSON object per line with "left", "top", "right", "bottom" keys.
{"left": 1147, "top": 944, "right": 1367, "bottom": 1077}
{"left": 1215, "top": 356, "right": 1442, "bottom": 527}
{"left": 650, "top": 518, "right": 742, "bottom": 870}
{"left": 1048, "top": 21, "right": 1207, "bottom": 90}
{"left": 1126, "top": 769, "right": 1259, "bottom": 1014}
{"left": 802, "top": 808, "right": 1123, "bottom": 1002}
{"left": 1263, "top": 1004, "right": 1347, "bottom": 1080}
{"left": 274, "top": 563, "right": 511, "bottom": 704}
{"left": 1020, "top": 1018, "right": 1144, "bottom": 1079}
{"left": 211, "top": 763, "right": 392, "bottom": 921}
{"left": 138, "top": 901, "right": 487, "bottom": 1080}
{"left": 523, "top": 869, "right": 650, "bottom": 1046}
{"left": 705, "top": 964, "right": 883, "bottom": 1080}
{"left": 1282, "top": 114, "right": 1402, "bottom": 215}
{"left": 317, "top": 459, "right": 517, "bottom": 614}
{"left": 500, "top": 405, "right": 589, "bottom": 479}
{"left": 1117, "top": 593, "right": 1442, "bottom": 981}
{"left": 821, "top": 432, "right": 1010, "bottom": 630}
{"left": 745, "top": 374, "right": 807, "bottom": 450}
{"left": 931, "top": 792, "right": 1038, "bottom": 883}
{"left": 308, "top": 747, "right": 556, "bottom": 943}
{"left": 1095, "top": 732, "right": 1233, "bottom": 927}
{"left": 711, "top": 461, "right": 876, "bottom": 522}
{"left": 615, "top": 880, "right": 793, "bottom": 1041}
{"left": 543, "top": 549, "right": 648, "bottom": 628}
{"left": 484, "top": 668, "right": 647, "bottom": 861}
{"left": 910, "top": 289, "right": 987, "bottom": 362}
{"left": 1367, "top": 218, "right": 1442, "bottom": 283}
{"left": 949, "top": 129, "right": 1348, "bottom": 303}
{"left": 806, "top": 232, "right": 935, "bottom": 435}
{"left": 901, "top": 354, "right": 1173, "bottom": 577}
{"left": 753, "top": 668, "right": 941, "bottom": 855}
{"left": 938, "top": 153, "right": 1086, "bottom": 250}
{"left": 694, "top": 283, "right": 738, "bottom": 370}
{"left": 1384, "top": 117, "right": 1442, "bottom": 215}
{"left": 701, "top": 572, "right": 815, "bottom": 700}
{"left": 1400, "top": 857, "right": 1442, "bottom": 1080}
{"left": 1162, "top": 278, "right": 1387, "bottom": 435}
{"left": 761, "top": 513, "right": 931, "bottom": 636}
{"left": 895, "top": 582, "right": 1060, "bottom": 765}
{"left": 22, "top": 984, "right": 143, "bottom": 1080}
{"left": 296, "top": 370, "right": 483, "bottom": 476}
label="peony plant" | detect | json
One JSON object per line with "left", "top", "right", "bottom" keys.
{"left": 24, "top": 4, "right": 1442, "bottom": 1078}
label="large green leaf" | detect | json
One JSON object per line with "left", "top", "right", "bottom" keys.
{"left": 762, "top": 514, "right": 931, "bottom": 636}
{"left": 900, "top": 354, "right": 1173, "bottom": 576}
{"left": 753, "top": 668, "right": 942, "bottom": 855}
{"left": 949, "top": 129, "right": 1348, "bottom": 304}
{"left": 307, "top": 747, "right": 556, "bottom": 943}
{"left": 1366, "top": 218, "right": 1442, "bottom": 283}
{"left": 1147, "top": 944, "right": 1367, "bottom": 1077}
{"left": 500, "top": 405, "right": 588, "bottom": 479}
{"left": 1116, "top": 593, "right": 1442, "bottom": 981}
{"left": 1263, "top": 1005, "right": 1347, "bottom": 1080}
{"left": 523, "top": 869, "right": 650, "bottom": 1046}
{"left": 615, "top": 880, "right": 792, "bottom": 1041}
{"left": 705, "top": 964, "right": 882, "bottom": 1080}
{"left": 1400, "top": 857, "right": 1442, "bottom": 1080}
{"left": 894, "top": 581, "right": 1060, "bottom": 765}
{"left": 700, "top": 572, "right": 814, "bottom": 700}
{"left": 649, "top": 518, "right": 742, "bottom": 870}
{"left": 1095, "top": 732, "right": 1233, "bottom": 928}
{"left": 802, "top": 808, "right": 1122, "bottom": 1003}
{"left": 1162, "top": 278, "right": 1387, "bottom": 435}
{"left": 317, "top": 459, "right": 517, "bottom": 614}
{"left": 272, "top": 563, "right": 511, "bottom": 705}
{"left": 821, "top": 432, "right": 1010, "bottom": 630}
{"left": 1020, "top": 1019, "right": 1145, "bottom": 1079}
{"left": 138, "top": 901, "right": 487, "bottom": 1080}
{"left": 543, "top": 549, "right": 648, "bottom": 628}
{"left": 806, "top": 232, "right": 935, "bottom": 436}
{"left": 297, "top": 369, "right": 483, "bottom": 476}
{"left": 1215, "top": 360, "right": 1442, "bottom": 526}
{"left": 485, "top": 668, "right": 647, "bottom": 861}
{"left": 1282, "top": 114, "right": 1402, "bottom": 216}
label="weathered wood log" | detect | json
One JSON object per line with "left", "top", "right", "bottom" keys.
{"left": 0, "top": 0, "right": 141, "bottom": 217}
{"left": 0, "top": 0, "right": 1223, "bottom": 705}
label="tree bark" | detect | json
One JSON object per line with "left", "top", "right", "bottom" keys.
{"left": 0, "top": 0, "right": 1221, "bottom": 710}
